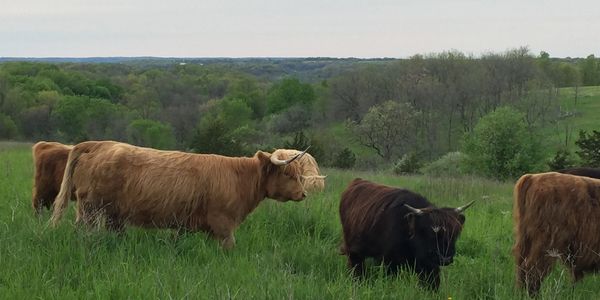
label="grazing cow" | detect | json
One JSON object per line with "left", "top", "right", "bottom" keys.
{"left": 51, "top": 141, "right": 308, "bottom": 249}
{"left": 31, "top": 141, "right": 72, "bottom": 215}
{"left": 557, "top": 167, "right": 600, "bottom": 179}
{"left": 275, "top": 149, "right": 326, "bottom": 193}
{"left": 339, "top": 178, "right": 474, "bottom": 290}
{"left": 513, "top": 172, "right": 600, "bottom": 297}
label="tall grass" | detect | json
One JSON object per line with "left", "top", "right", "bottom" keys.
{"left": 2, "top": 144, "right": 600, "bottom": 299}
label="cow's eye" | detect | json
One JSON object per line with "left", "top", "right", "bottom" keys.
{"left": 431, "top": 226, "right": 441, "bottom": 233}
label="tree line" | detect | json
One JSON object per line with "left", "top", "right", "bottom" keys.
{"left": 1, "top": 48, "right": 599, "bottom": 173}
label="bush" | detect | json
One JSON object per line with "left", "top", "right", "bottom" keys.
{"left": 463, "top": 106, "right": 544, "bottom": 180}
{"left": 575, "top": 130, "right": 600, "bottom": 167}
{"left": 421, "top": 152, "right": 469, "bottom": 177}
{"left": 333, "top": 148, "right": 356, "bottom": 169}
{"left": 547, "top": 148, "right": 575, "bottom": 171}
{"left": 189, "top": 117, "right": 244, "bottom": 156}
{"left": 0, "top": 113, "right": 18, "bottom": 139}
{"left": 284, "top": 131, "right": 311, "bottom": 150}
{"left": 393, "top": 152, "right": 422, "bottom": 175}
{"left": 270, "top": 105, "right": 312, "bottom": 134}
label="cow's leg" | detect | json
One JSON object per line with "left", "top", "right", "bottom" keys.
{"left": 347, "top": 253, "right": 365, "bottom": 277}
{"left": 31, "top": 187, "right": 42, "bottom": 215}
{"left": 32, "top": 187, "right": 55, "bottom": 216}
{"left": 416, "top": 265, "right": 440, "bottom": 291}
{"left": 386, "top": 260, "right": 402, "bottom": 276}
{"left": 106, "top": 213, "right": 124, "bottom": 233}
{"left": 571, "top": 267, "right": 585, "bottom": 283}
{"left": 76, "top": 194, "right": 102, "bottom": 230}
{"left": 517, "top": 252, "right": 555, "bottom": 297}
{"left": 207, "top": 214, "right": 236, "bottom": 250}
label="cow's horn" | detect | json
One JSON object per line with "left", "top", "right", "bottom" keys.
{"left": 404, "top": 204, "right": 424, "bottom": 215}
{"left": 455, "top": 200, "right": 476, "bottom": 213}
{"left": 270, "top": 146, "right": 311, "bottom": 166}
{"left": 301, "top": 175, "right": 327, "bottom": 179}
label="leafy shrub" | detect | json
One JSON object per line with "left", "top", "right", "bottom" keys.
{"left": 267, "top": 77, "right": 315, "bottom": 114}
{"left": 393, "top": 152, "right": 422, "bottom": 175}
{"left": 333, "top": 148, "right": 356, "bottom": 169}
{"left": 462, "top": 106, "right": 544, "bottom": 180}
{"left": 547, "top": 148, "right": 575, "bottom": 171}
{"left": 421, "top": 152, "right": 469, "bottom": 177}
{"left": 0, "top": 113, "right": 18, "bottom": 139}
{"left": 270, "top": 105, "right": 312, "bottom": 134}
{"left": 575, "top": 130, "right": 600, "bottom": 167}
{"left": 284, "top": 131, "right": 311, "bottom": 150}
{"left": 189, "top": 117, "right": 244, "bottom": 156}
{"left": 283, "top": 131, "right": 327, "bottom": 165}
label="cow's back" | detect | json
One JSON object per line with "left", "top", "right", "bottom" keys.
{"left": 558, "top": 167, "right": 600, "bottom": 179}
{"left": 72, "top": 142, "right": 253, "bottom": 228}
{"left": 339, "top": 178, "right": 428, "bottom": 255}
{"left": 514, "top": 173, "right": 600, "bottom": 242}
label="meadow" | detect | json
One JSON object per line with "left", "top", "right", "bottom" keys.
{"left": 1, "top": 143, "right": 600, "bottom": 299}
{"left": 541, "top": 86, "right": 600, "bottom": 155}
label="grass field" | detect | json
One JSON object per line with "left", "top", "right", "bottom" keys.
{"left": 2, "top": 143, "right": 600, "bottom": 299}
{"left": 540, "top": 86, "right": 600, "bottom": 157}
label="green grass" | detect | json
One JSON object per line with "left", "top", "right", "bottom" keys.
{"left": 2, "top": 143, "right": 600, "bottom": 299}
{"left": 541, "top": 86, "right": 600, "bottom": 157}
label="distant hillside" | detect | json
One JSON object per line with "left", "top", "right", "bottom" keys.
{"left": 0, "top": 57, "right": 397, "bottom": 82}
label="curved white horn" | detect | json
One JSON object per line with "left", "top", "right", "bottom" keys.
{"left": 404, "top": 204, "right": 424, "bottom": 215}
{"left": 301, "top": 175, "right": 327, "bottom": 179}
{"left": 270, "top": 146, "right": 310, "bottom": 166}
{"left": 455, "top": 200, "right": 476, "bottom": 213}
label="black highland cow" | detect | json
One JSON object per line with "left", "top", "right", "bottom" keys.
{"left": 339, "top": 178, "right": 474, "bottom": 290}
{"left": 557, "top": 167, "right": 600, "bottom": 179}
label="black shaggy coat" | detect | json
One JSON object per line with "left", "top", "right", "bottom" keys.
{"left": 339, "top": 178, "right": 468, "bottom": 290}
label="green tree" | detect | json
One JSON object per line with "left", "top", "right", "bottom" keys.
{"left": 547, "top": 148, "right": 575, "bottom": 171}
{"left": 267, "top": 77, "right": 316, "bottom": 114}
{"left": 333, "top": 148, "right": 356, "bottom": 169}
{"left": 228, "top": 77, "right": 265, "bottom": 119}
{"left": 189, "top": 116, "right": 244, "bottom": 156}
{"left": 218, "top": 97, "right": 253, "bottom": 129}
{"left": 127, "top": 119, "right": 176, "bottom": 150}
{"left": 0, "top": 113, "right": 18, "bottom": 139}
{"left": 580, "top": 54, "right": 600, "bottom": 86}
{"left": 463, "top": 107, "right": 543, "bottom": 180}
{"left": 51, "top": 95, "right": 90, "bottom": 141}
{"left": 575, "top": 130, "right": 600, "bottom": 167}
{"left": 52, "top": 96, "right": 132, "bottom": 142}
{"left": 349, "top": 101, "right": 420, "bottom": 162}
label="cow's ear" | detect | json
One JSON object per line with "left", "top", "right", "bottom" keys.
{"left": 256, "top": 151, "right": 271, "bottom": 164}
{"left": 457, "top": 214, "right": 465, "bottom": 225}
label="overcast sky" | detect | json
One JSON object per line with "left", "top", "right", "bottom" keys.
{"left": 1, "top": 0, "right": 599, "bottom": 58}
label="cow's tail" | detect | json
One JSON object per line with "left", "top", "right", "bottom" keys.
{"left": 50, "top": 144, "right": 85, "bottom": 226}
{"left": 512, "top": 174, "right": 533, "bottom": 232}
{"left": 512, "top": 173, "right": 534, "bottom": 283}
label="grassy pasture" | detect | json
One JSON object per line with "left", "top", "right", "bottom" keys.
{"left": 541, "top": 86, "right": 600, "bottom": 156}
{"left": 2, "top": 143, "right": 600, "bottom": 299}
